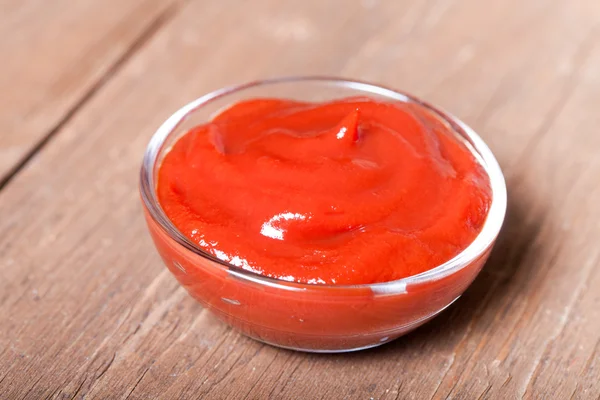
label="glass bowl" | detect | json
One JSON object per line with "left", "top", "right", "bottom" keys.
{"left": 139, "top": 77, "right": 507, "bottom": 353}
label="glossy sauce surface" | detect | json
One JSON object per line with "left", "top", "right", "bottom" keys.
{"left": 157, "top": 97, "right": 492, "bottom": 284}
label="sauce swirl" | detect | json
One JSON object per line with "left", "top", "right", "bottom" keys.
{"left": 157, "top": 97, "right": 492, "bottom": 284}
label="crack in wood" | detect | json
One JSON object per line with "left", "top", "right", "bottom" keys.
{"left": 569, "top": 385, "right": 578, "bottom": 400}
{"left": 240, "top": 346, "right": 276, "bottom": 400}
{"left": 265, "top": 353, "right": 298, "bottom": 399}
{"left": 0, "top": 0, "right": 184, "bottom": 193}
{"left": 95, "top": 352, "right": 116, "bottom": 383}
{"left": 46, "top": 387, "right": 62, "bottom": 400}
{"left": 477, "top": 383, "right": 492, "bottom": 400}
{"left": 18, "top": 374, "right": 44, "bottom": 400}
{"left": 179, "top": 327, "right": 235, "bottom": 395}
{"left": 500, "top": 374, "right": 512, "bottom": 389}
{"left": 580, "top": 339, "right": 600, "bottom": 377}
{"left": 69, "top": 378, "right": 86, "bottom": 400}
{"left": 0, "top": 371, "right": 10, "bottom": 389}
{"left": 124, "top": 366, "right": 151, "bottom": 399}
{"left": 199, "top": 335, "right": 250, "bottom": 396}
{"left": 392, "top": 380, "right": 404, "bottom": 400}
{"left": 270, "top": 357, "right": 307, "bottom": 398}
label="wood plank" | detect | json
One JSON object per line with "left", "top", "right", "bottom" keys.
{"left": 1, "top": 0, "right": 600, "bottom": 398}
{"left": 0, "top": 0, "right": 181, "bottom": 185}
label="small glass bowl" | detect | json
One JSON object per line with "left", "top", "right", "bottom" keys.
{"left": 140, "top": 77, "right": 507, "bottom": 353}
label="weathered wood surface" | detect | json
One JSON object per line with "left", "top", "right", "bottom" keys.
{"left": 0, "top": 0, "right": 180, "bottom": 185}
{"left": 1, "top": 0, "right": 599, "bottom": 398}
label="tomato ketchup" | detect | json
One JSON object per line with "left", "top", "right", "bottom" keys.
{"left": 156, "top": 97, "right": 491, "bottom": 285}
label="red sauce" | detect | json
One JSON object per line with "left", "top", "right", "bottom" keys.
{"left": 157, "top": 97, "right": 491, "bottom": 285}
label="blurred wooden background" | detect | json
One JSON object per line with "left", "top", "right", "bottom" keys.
{"left": 1, "top": 0, "right": 599, "bottom": 398}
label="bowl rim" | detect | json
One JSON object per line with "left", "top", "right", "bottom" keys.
{"left": 140, "top": 76, "right": 507, "bottom": 292}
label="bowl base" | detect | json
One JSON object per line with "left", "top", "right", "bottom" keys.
{"left": 226, "top": 295, "right": 463, "bottom": 353}
{"left": 250, "top": 337, "right": 397, "bottom": 354}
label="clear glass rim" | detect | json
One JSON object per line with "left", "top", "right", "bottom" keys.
{"left": 140, "top": 76, "right": 507, "bottom": 292}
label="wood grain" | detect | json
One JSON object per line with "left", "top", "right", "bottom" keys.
{"left": 0, "top": 0, "right": 181, "bottom": 186}
{"left": 1, "top": 0, "right": 599, "bottom": 398}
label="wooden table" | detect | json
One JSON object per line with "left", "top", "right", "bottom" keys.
{"left": 2, "top": 1, "right": 599, "bottom": 398}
